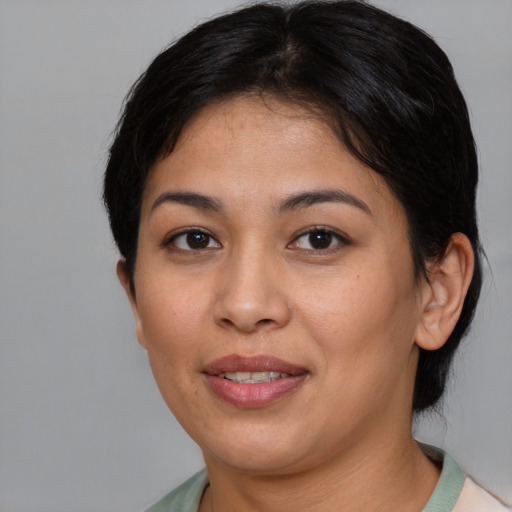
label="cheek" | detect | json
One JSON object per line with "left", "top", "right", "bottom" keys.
{"left": 136, "top": 279, "right": 211, "bottom": 419}
{"left": 135, "top": 273, "right": 213, "bottom": 379}
{"left": 297, "top": 273, "right": 419, "bottom": 425}
{"left": 139, "top": 270, "right": 209, "bottom": 329}
{"left": 295, "top": 255, "right": 419, "bottom": 363}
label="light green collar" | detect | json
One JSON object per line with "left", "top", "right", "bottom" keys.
{"left": 146, "top": 446, "right": 466, "bottom": 512}
{"left": 422, "top": 445, "right": 466, "bottom": 512}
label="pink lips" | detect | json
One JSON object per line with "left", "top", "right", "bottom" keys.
{"left": 203, "top": 354, "right": 308, "bottom": 408}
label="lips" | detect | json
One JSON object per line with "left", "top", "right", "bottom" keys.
{"left": 219, "top": 371, "right": 290, "bottom": 383}
{"left": 203, "top": 354, "right": 308, "bottom": 408}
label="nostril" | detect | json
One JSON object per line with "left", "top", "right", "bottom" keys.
{"left": 220, "top": 318, "right": 236, "bottom": 328}
{"left": 218, "top": 316, "right": 275, "bottom": 332}
{"left": 213, "top": 293, "right": 292, "bottom": 333}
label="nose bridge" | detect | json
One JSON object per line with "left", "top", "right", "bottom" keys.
{"left": 213, "top": 237, "right": 290, "bottom": 332}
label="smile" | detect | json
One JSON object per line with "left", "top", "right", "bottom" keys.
{"left": 219, "top": 371, "right": 290, "bottom": 383}
{"left": 204, "top": 354, "right": 308, "bottom": 407}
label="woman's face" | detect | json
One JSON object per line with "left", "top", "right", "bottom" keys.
{"left": 123, "top": 96, "right": 429, "bottom": 475}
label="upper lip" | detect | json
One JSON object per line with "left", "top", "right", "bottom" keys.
{"left": 203, "top": 354, "right": 307, "bottom": 376}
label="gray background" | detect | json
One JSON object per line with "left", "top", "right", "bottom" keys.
{"left": 0, "top": 1, "right": 510, "bottom": 511}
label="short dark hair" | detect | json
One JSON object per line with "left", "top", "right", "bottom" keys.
{"left": 104, "top": 0, "right": 482, "bottom": 412}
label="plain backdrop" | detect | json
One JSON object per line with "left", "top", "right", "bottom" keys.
{"left": 0, "top": 1, "right": 511, "bottom": 511}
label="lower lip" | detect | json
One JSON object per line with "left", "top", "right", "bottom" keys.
{"left": 204, "top": 374, "right": 307, "bottom": 408}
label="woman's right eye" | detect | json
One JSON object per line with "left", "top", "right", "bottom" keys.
{"left": 167, "top": 230, "right": 221, "bottom": 251}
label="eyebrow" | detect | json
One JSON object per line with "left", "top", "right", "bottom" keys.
{"left": 279, "top": 189, "right": 372, "bottom": 215}
{"left": 150, "top": 188, "right": 371, "bottom": 216}
{"left": 150, "top": 192, "right": 223, "bottom": 214}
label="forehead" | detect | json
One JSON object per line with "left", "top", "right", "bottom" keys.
{"left": 142, "top": 95, "right": 403, "bottom": 225}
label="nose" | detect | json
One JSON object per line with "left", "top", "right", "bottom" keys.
{"left": 212, "top": 246, "right": 291, "bottom": 333}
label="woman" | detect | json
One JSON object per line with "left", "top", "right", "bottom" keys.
{"left": 104, "top": 1, "right": 509, "bottom": 510}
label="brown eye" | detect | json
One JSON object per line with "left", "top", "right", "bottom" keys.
{"left": 289, "top": 228, "right": 347, "bottom": 252}
{"left": 169, "top": 230, "right": 221, "bottom": 251}
{"left": 308, "top": 230, "right": 333, "bottom": 249}
{"left": 187, "top": 231, "right": 210, "bottom": 249}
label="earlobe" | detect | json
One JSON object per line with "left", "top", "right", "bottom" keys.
{"left": 415, "top": 233, "right": 474, "bottom": 351}
{"left": 116, "top": 259, "right": 147, "bottom": 349}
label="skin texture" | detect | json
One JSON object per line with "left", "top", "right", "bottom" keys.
{"left": 118, "top": 96, "right": 474, "bottom": 511}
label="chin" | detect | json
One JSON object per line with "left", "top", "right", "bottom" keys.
{"left": 205, "top": 443, "right": 305, "bottom": 475}
{"left": 195, "top": 419, "right": 323, "bottom": 475}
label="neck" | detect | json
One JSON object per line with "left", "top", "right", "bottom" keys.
{"left": 200, "top": 430, "right": 440, "bottom": 512}
{"left": 200, "top": 351, "right": 439, "bottom": 512}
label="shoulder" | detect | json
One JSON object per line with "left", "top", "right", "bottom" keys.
{"left": 144, "top": 469, "right": 209, "bottom": 512}
{"left": 453, "top": 477, "right": 511, "bottom": 512}
{"left": 419, "top": 443, "right": 510, "bottom": 512}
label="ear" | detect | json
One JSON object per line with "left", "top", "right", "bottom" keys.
{"left": 415, "top": 233, "right": 475, "bottom": 351}
{"left": 116, "top": 259, "right": 147, "bottom": 349}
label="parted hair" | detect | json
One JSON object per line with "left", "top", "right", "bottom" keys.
{"left": 104, "top": 0, "right": 482, "bottom": 412}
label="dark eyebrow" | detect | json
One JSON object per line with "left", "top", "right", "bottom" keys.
{"left": 150, "top": 192, "right": 223, "bottom": 214}
{"left": 279, "top": 189, "right": 372, "bottom": 215}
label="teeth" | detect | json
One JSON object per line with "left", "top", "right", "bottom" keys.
{"left": 219, "top": 371, "right": 289, "bottom": 383}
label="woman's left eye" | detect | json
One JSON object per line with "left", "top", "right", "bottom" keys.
{"left": 288, "top": 229, "right": 347, "bottom": 251}
{"left": 167, "top": 230, "right": 221, "bottom": 251}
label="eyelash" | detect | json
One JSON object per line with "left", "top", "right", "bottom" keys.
{"left": 163, "top": 226, "right": 349, "bottom": 254}
{"left": 287, "top": 227, "right": 350, "bottom": 253}
{"left": 164, "top": 228, "right": 221, "bottom": 252}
